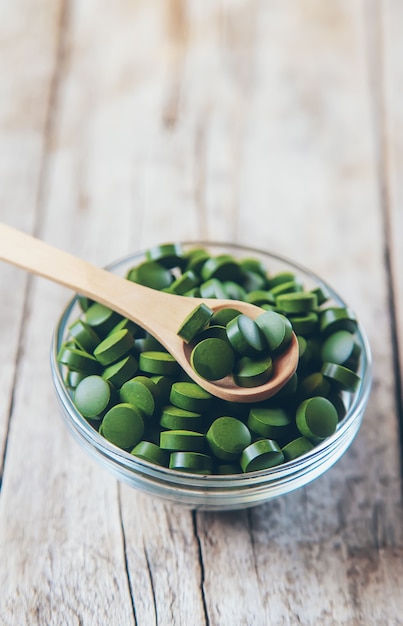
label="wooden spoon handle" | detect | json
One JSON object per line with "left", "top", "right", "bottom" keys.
{"left": 0, "top": 223, "right": 196, "bottom": 340}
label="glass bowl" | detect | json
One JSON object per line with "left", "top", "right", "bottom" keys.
{"left": 50, "top": 242, "right": 372, "bottom": 510}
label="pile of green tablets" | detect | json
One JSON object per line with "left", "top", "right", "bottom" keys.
{"left": 58, "top": 243, "right": 363, "bottom": 475}
{"left": 178, "top": 303, "right": 293, "bottom": 386}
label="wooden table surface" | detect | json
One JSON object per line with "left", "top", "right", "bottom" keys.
{"left": 0, "top": 1, "right": 402, "bottom": 624}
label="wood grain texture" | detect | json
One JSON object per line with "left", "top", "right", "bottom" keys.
{"left": 0, "top": 0, "right": 402, "bottom": 625}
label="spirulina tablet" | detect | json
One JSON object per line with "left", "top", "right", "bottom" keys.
{"left": 321, "top": 362, "right": 361, "bottom": 392}
{"left": 169, "top": 382, "right": 213, "bottom": 412}
{"left": 233, "top": 355, "right": 273, "bottom": 388}
{"left": 169, "top": 451, "right": 213, "bottom": 474}
{"left": 281, "top": 436, "right": 314, "bottom": 461}
{"left": 131, "top": 441, "right": 168, "bottom": 466}
{"left": 100, "top": 403, "right": 144, "bottom": 449}
{"left": 177, "top": 303, "right": 214, "bottom": 343}
{"left": 289, "top": 312, "right": 318, "bottom": 336}
{"left": 255, "top": 310, "right": 292, "bottom": 354}
{"left": 319, "top": 306, "right": 357, "bottom": 336}
{"left": 85, "top": 302, "right": 120, "bottom": 336}
{"left": 276, "top": 291, "right": 318, "bottom": 314}
{"left": 102, "top": 354, "right": 138, "bottom": 388}
{"left": 57, "top": 345, "right": 100, "bottom": 373}
{"left": 160, "top": 429, "right": 205, "bottom": 452}
{"left": 93, "top": 329, "right": 134, "bottom": 366}
{"left": 226, "top": 314, "right": 266, "bottom": 356}
{"left": 296, "top": 396, "right": 338, "bottom": 440}
{"left": 160, "top": 405, "right": 203, "bottom": 431}
{"left": 139, "top": 351, "right": 180, "bottom": 376}
{"left": 190, "top": 337, "right": 235, "bottom": 381}
{"left": 240, "top": 439, "right": 284, "bottom": 472}
{"left": 206, "top": 416, "right": 252, "bottom": 461}
{"left": 145, "top": 243, "right": 184, "bottom": 268}
{"left": 247, "top": 407, "right": 292, "bottom": 439}
{"left": 74, "top": 375, "right": 111, "bottom": 419}
{"left": 320, "top": 330, "right": 361, "bottom": 369}
{"left": 68, "top": 319, "right": 100, "bottom": 352}
{"left": 120, "top": 377, "right": 157, "bottom": 418}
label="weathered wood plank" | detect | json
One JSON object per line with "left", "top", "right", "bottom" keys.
{"left": 0, "top": 0, "right": 64, "bottom": 477}
{"left": 382, "top": 0, "right": 403, "bottom": 399}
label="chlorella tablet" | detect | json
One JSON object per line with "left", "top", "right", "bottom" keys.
{"left": 240, "top": 439, "right": 284, "bottom": 472}
{"left": 139, "top": 350, "right": 180, "bottom": 376}
{"left": 160, "top": 429, "right": 205, "bottom": 452}
{"left": 282, "top": 437, "right": 314, "bottom": 461}
{"left": 226, "top": 314, "right": 266, "bottom": 356}
{"left": 93, "top": 329, "right": 134, "bottom": 366}
{"left": 74, "top": 375, "right": 111, "bottom": 419}
{"left": 169, "top": 382, "right": 213, "bottom": 412}
{"left": 120, "top": 376, "right": 158, "bottom": 418}
{"left": 160, "top": 405, "right": 203, "bottom": 431}
{"left": 100, "top": 403, "right": 144, "bottom": 449}
{"left": 206, "top": 416, "right": 252, "bottom": 461}
{"left": 247, "top": 406, "right": 292, "bottom": 439}
{"left": 190, "top": 337, "right": 235, "bottom": 381}
{"left": 177, "top": 303, "right": 214, "bottom": 343}
{"left": 255, "top": 310, "right": 292, "bottom": 354}
{"left": 233, "top": 355, "right": 273, "bottom": 388}
{"left": 296, "top": 396, "right": 338, "bottom": 440}
{"left": 85, "top": 302, "right": 120, "bottom": 336}
{"left": 131, "top": 441, "right": 168, "bottom": 466}
{"left": 169, "top": 451, "right": 213, "bottom": 474}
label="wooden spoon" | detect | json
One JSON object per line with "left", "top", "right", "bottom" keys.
{"left": 0, "top": 223, "right": 298, "bottom": 402}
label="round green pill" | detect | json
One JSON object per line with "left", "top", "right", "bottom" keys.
{"left": 127, "top": 260, "right": 173, "bottom": 290}
{"left": 177, "top": 303, "right": 214, "bottom": 343}
{"left": 296, "top": 396, "right": 338, "bottom": 440}
{"left": 68, "top": 319, "right": 100, "bottom": 352}
{"left": 160, "top": 429, "right": 205, "bottom": 452}
{"left": 168, "top": 270, "right": 198, "bottom": 295}
{"left": 226, "top": 314, "right": 266, "bottom": 356}
{"left": 281, "top": 436, "right": 314, "bottom": 461}
{"left": 255, "top": 310, "right": 293, "bottom": 354}
{"left": 190, "top": 338, "right": 235, "bottom": 381}
{"left": 247, "top": 407, "right": 292, "bottom": 439}
{"left": 74, "top": 375, "right": 111, "bottom": 418}
{"left": 139, "top": 351, "right": 180, "bottom": 376}
{"left": 160, "top": 405, "right": 203, "bottom": 431}
{"left": 201, "top": 254, "right": 241, "bottom": 282}
{"left": 319, "top": 306, "right": 357, "bottom": 336}
{"left": 199, "top": 278, "right": 227, "bottom": 299}
{"left": 145, "top": 242, "right": 184, "bottom": 268}
{"left": 102, "top": 354, "right": 138, "bottom": 387}
{"left": 93, "top": 329, "right": 134, "bottom": 366}
{"left": 209, "top": 308, "right": 241, "bottom": 327}
{"left": 206, "top": 416, "right": 252, "bottom": 461}
{"left": 169, "top": 451, "right": 213, "bottom": 474}
{"left": 289, "top": 312, "right": 318, "bottom": 336}
{"left": 240, "top": 439, "right": 284, "bottom": 472}
{"left": 321, "top": 362, "right": 361, "bottom": 392}
{"left": 276, "top": 291, "right": 318, "bottom": 314}
{"left": 57, "top": 345, "right": 100, "bottom": 373}
{"left": 321, "top": 330, "right": 361, "bottom": 369}
{"left": 120, "top": 377, "right": 157, "bottom": 418}
{"left": 85, "top": 302, "right": 120, "bottom": 336}
{"left": 233, "top": 355, "right": 273, "bottom": 388}
{"left": 100, "top": 403, "right": 144, "bottom": 449}
{"left": 169, "top": 382, "right": 213, "bottom": 412}
{"left": 131, "top": 441, "right": 168, "bottom": 466}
